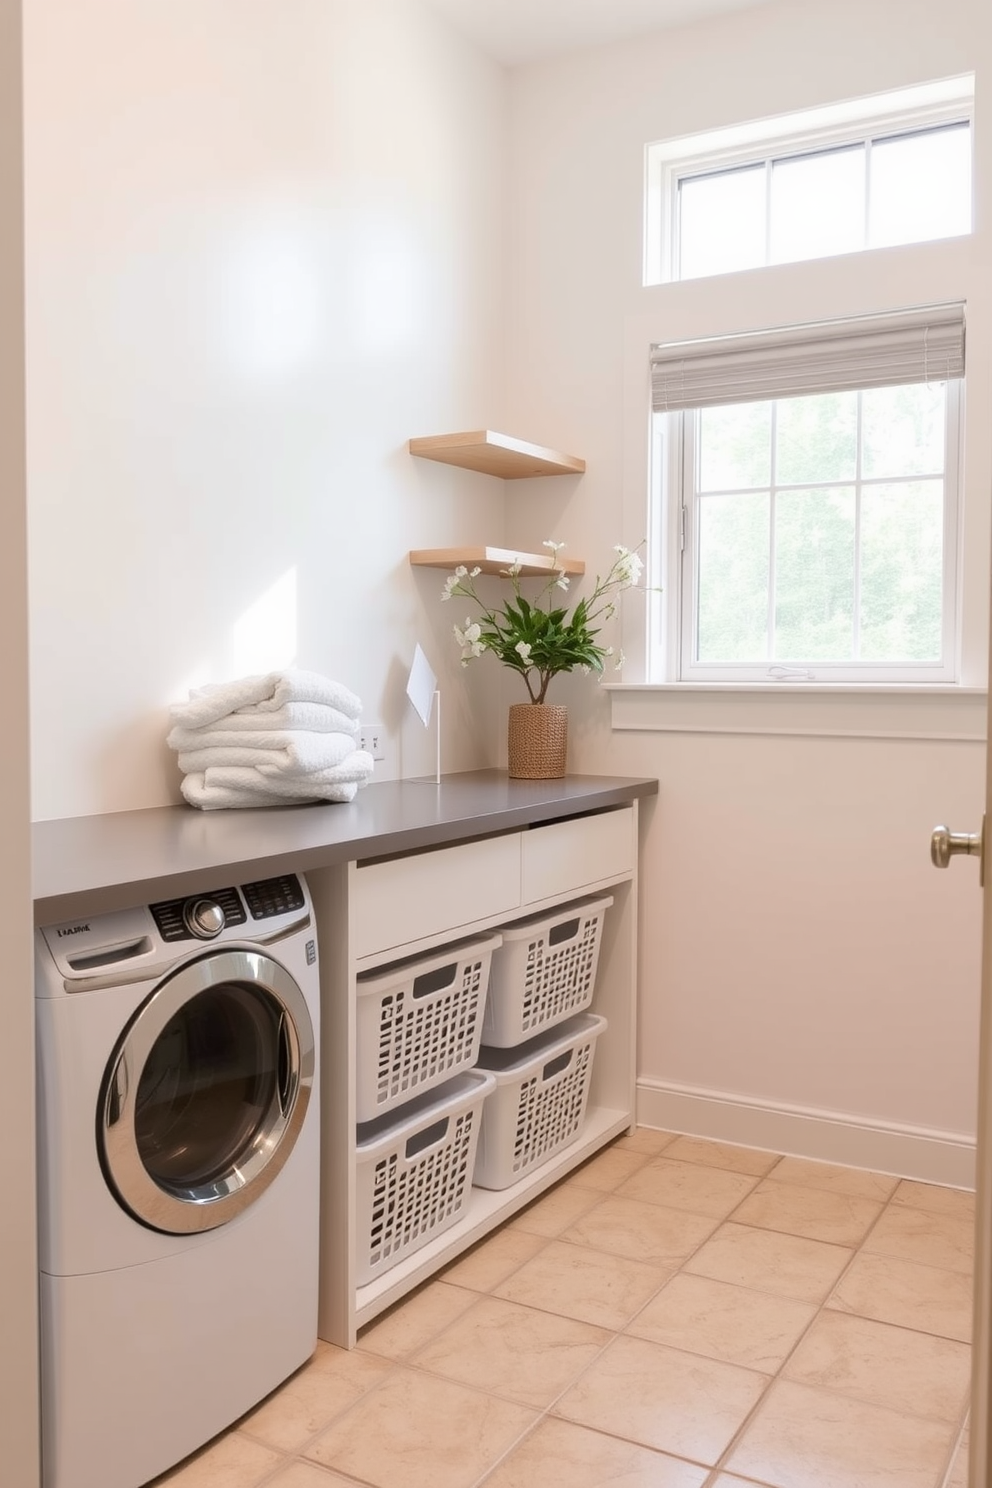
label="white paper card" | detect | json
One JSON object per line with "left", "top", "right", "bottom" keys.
{"left": 406, "top": 643, "right": 437, "bottom": 727}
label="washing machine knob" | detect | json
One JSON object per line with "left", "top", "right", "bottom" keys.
{"left": 183, "top": 897, "right": 225, "bottom": 939}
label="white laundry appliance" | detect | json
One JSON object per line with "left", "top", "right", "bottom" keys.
{"left": 35, "top": 871, "right": 321, "bottom": 1488}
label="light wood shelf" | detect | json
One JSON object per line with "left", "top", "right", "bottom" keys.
{"left": 408, "top": 429, "right": 585, "bottom": 479}
{"left": 409, "top": 545, "right": 585, "bottom": 578}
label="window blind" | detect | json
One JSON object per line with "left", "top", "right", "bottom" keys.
{"left": 650, "top": 303, "right": 965, "bottom": 412}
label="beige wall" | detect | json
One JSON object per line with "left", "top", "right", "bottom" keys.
{"left": 0, "top": 0, "right": 39, "bottom": 1480}
{"left": 503, "top": 0, "right": 990, "bottom": 1178}
{"left": 24, "top": 0, "right": 510, "bottom": 820}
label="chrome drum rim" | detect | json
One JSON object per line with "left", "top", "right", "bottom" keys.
{"left": 100, "top": 948, "right": 315, "bottom": 1234}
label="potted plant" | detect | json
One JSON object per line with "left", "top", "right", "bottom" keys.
{"left": 441, "top": 541, "right": 645, "bottom": 778}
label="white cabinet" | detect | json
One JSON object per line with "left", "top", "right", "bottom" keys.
{"left": 309, "top": 802, "right": 640, "bottom": 1348}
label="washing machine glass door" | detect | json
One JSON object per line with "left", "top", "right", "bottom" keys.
{"left": 100, "top": 948, "right": 315, "bottom": 1234}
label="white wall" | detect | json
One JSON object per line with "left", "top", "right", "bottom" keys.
{"left": 24, "top": 0, "right": 510, "bottom": 820}
{"left": 503, "top": 0, "right": 991, "bottom": 1179}
{"left": 0, "top": 0, "right": 39, "bottom": 1480}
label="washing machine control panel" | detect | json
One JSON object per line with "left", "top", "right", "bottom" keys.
{"left": 242, "top": 874, "right": 306, "bottom": 920}
{"left": 150, "top": 887, "right": 247, "bottom": 943}
{"left": 148, "top": 875, "right": 307, "bottom": 943}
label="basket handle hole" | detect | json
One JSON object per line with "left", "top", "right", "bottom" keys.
{"left": 542, "top": 1051, "right": 573, "bottom": 1081}
{"left": 405, "top": 1116, "right": 449, "bottom": 1158}
{"left": 548, "top": 918, "right": 580, "bottom": 946}
{"left": 412, "top": 964, "right": 458, "bottom": 998}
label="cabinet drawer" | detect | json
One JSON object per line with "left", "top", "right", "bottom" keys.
{"left": 353, "top": 833, "right": 521, "bottom": 959}
{"left": 521, "top": 807, "right": 633, "bottom": 905}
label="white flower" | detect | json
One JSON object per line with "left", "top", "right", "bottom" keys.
{"left": 543, "top": 539, "right": 565, "bottom": 553}
{"left": 613, "top": 648, "right": 626, "bottom": 671}
{"left": 455, "top": 565, "right": 468, "bottom": 577}
{"left": 612, "top": 546, "right": 644, "bottom": 588}
{"left": 441, "top": 574, "right": 459, "bottom": 601}
{"left": 453, "top": 618, "right": 484, "bottom": 662}
{"left": 555, "top": 574, "right": 570, "bottom": 591}
{"left": 515, "top": 641, "right": 532, "bottom": 664}
{"left": 503, "top": 560, "right": 522, "bottom": 578}
{"left": 469, "top": 566, "right": 481, "bottom": 577}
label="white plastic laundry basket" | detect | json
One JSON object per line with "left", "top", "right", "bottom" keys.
{"left": 355, "top": 1069, "right": 495, "bottom": 1284}
{"left": 472, "top": 1013, "right": 607, "bottom": 1190}
{"left": 356, "top": 933, "right": 501, "bottom": 1122}
{"left": 481, "top": 896, "right": 613, "bottom": 1047}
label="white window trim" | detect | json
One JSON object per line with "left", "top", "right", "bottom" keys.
{"left": 671, "top": 379, "right": 963, "bottom": 685}
{"left": 617, "top": 235, "right": 982, "bottom": 738}
{"left": 644, "top": 75, "right": 974, "bottom": 287}
{"left": 605, "top": 681, "right": 987, "bottom": 743}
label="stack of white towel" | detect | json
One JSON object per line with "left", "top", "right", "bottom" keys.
{"left": 167, "top": 668, "right": 375, "bottom": 810}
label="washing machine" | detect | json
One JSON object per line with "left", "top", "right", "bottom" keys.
{"left": 35, "top": 871, "right": 321, "bottom": 1488}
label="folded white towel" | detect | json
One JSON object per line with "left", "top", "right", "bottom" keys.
{"left": 181, "top": 778, "right": 358, "bottom": 809}
{"left": 170, "top": 702, "right": 360, "bottom": 739}
{"left": 180, "top": 748, "right": 375, "bottom": 810}
{"left": 171, "top": 669, "right": 362, "bottom": 730}
{"left": 172, "top": 730, "right": 358, "bottom": 777}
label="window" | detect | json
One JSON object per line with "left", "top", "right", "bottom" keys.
{"left": 644, "top": 79, "right": 974, "bottom": 285}
{"left": 650, "top": 305, "right": 965, "bottom": 683}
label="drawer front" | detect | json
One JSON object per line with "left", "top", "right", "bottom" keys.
{"left": 521, "top": 807, "right": 634, "bottom": 906}
{"left": 353, "top": 833, "right": 521, "bottom": 959}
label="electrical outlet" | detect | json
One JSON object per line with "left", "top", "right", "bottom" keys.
{"left": 359, "top": 724, "right": 386, "bottom": 762}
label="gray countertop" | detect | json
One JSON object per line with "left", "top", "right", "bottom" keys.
{"left": 32, "top": 770, "right": 658, "bottom": 923}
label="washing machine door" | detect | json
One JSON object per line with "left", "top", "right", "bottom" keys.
{"left": 100, "top": 948, "right": 315, "bottom": 1234}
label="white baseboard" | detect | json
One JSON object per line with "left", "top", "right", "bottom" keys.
{"left": 637, "top": 1079, "right": 976, "bottom": 1189}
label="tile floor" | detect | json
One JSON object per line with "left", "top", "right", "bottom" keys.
{"left": 152, "top": 1127, "right": 975, "bottom": 1488}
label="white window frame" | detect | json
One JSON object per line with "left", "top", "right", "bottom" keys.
{"left": 657, "top": 382, "right": 963, "bottom": 685}
{"left": 644, "top": 76, "right": 974, "bottom": 287}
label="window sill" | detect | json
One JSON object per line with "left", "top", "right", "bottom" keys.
{"left": 606, "top": 682, "right": 987, "bottom": 742}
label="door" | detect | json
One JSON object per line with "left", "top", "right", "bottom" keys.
{"left": 100, "top": 947, "right": 315, "bottom": 1234}
{"left": 932, "top": 812, "right": 992, "bottom": 1483}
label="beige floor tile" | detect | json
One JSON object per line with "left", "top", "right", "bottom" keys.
{"left": 782, "top": 1309, "right": 971, "bottom": 1422}
{"left": 616, "top": 1157, "right": 760, "bottom": 1218}
{"left": 481, "top": 1416, "right": 710, "bottom": 1487}
{"left": 150, "top": 1432, "right": 281, "bottom": 1486}
{"left": 439, "top": 1226, "right": 547, "bottom": 1292}
{"left": 661, "top": 1135, "right": 780, "bottom": 1177}
{"left": 768, "top": 1156, "right": 898, "bottom": 1202}
{"left": 304, "top": 1367, "right": 536, "bottom": 1488}
{"left": 553, "top": 1334, "right": 768, "bottom": 1466}
{"left": 731, "top": 1179, "right": 882, "bottom": 1246}
{"left": 890, "top": 1179, "right": 976, "bottom": 1221}
{"left": 560, "top": 1192, "right": 720, "bottom": 1267}
{"left": 684, "top": 1221, "right": 853, "bottom": 1303}
{"left": 508, "top": 1180, "right": 603, "bottom": 1237}
{"left": 568, "top": 1143, "right": 653, "bottom": 1191}
{"left": 412, "top": 1294, "right": 610, "bottom": 1407}
{"left": 356, "top": 1279, "right": 477, "bottom": 1359}
{"left": 239, "top": 1346, "right": 393, "bottom": 1452}
{"left": 265, "top": 1463, "right": 362, "bottom": 1486}
{"left": 826, "top": 1249, "right": 973, "bottom": 1342}
{"left": 724, "top": 1378, "right": 958, "bottom": 1488}
{"left": 493, "top": 1237, "right": 672, "bottom": 1330}
{"left": 862, "top": 1204, "right": 974, "bottom": 1274}
{"left": 611, "top": 1126, "right": 680, "bottom": 1156}
{"left": 946, "top": 1431, "right": 970, "bottom": 1488}
{"left": 629, "top": 1272, "right": 817, "bottom": 1371}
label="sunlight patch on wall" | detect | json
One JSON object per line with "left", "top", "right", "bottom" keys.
{"left": 232, "top": 568, "right": 299, "bottom": 676}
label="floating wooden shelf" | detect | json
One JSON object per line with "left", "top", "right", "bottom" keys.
{"left": 408, "top": 430, "right": 585, "bottom": 479}
{"left": 409, "top": 546, "right": 586, "bottom": 578}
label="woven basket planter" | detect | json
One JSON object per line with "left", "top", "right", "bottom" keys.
{"left": 507, "top": 703, "right": 568, "bottom": 780}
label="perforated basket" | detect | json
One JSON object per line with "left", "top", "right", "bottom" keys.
{"left": 356, "top": 933, "right": 501, "bottom": 1122}
{"left": 472, "top": 1013, "right": 607, "bottom": 1190}
{"left": 480, "top": 895, "right": 613, "bottom": 1048}
{"left": 355, "top": 1070, "right": 495, "bottom": 1284}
